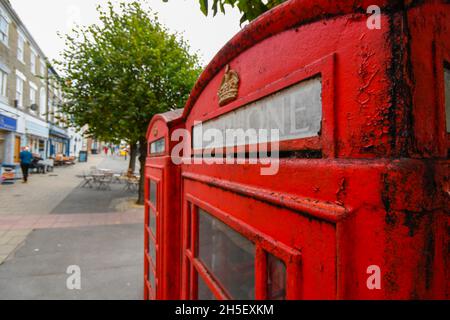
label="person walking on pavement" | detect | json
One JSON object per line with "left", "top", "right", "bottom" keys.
{"left": 19, "top": 146, "right": 33, "bottom": 183}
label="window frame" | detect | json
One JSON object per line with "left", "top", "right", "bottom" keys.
{"left": 17, "top": 32, "right": 25, "bottom": 63}
{"left": 15, "top": 77, "right": 24, "bottom": 108}
{"left": 144, "top": 177, "right": 161, "bottom": 299}
{"left": 189, "top": 54, "right": 336, "bottom": 159}
{"left": 182, "top": 195, "right": 302, "bottom": 300}
{"left": 39, "top": 87, "right": 46, "bottom": 118}
{"left": 149, "top": 137, "right": 166, "bottom": 155}
{"left": 0, "top": 8, "right": 9, "bottom": 46}
{"left": 433, "top": 41, "right": 450, "bottom": 156}
{"left": 29, "top": 87, "right": 36, "bottom": 109}
{"left": 30, "top": 48, "right": 37, "bottom": 75}
{"left": 40, "top": 59, "right": 45, "bottom": 77}
{"left": 0, "top": 68, "right": 7, "bottom": 98}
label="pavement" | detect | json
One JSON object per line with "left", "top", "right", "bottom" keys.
{"left": 0, "top": 154, "right": 144, "bottom": 300}
{"left": 0, "top": 224, "right": 143, "bottom": 300}
{"left": 0, "top": 155, "right": 104, "bottom": 216}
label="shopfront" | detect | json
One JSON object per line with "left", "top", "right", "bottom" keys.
{"left": 0, "top": 114, "right": 17, "bottom": 164}
{"left": 49, "top": 126, "right": 70, "bottom": 157}
{"left": 25, "top": 119, "right": 48, "bottom": 159}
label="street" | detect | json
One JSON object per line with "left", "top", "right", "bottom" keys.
{"left": 0, "top": 155, "right": 144, "bottom": 300}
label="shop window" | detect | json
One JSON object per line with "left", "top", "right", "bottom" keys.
{"left": 198, "top": 209, "right": 255, "bottom": 299}
{"left": 0, "top": 134, "right": 5, "bottom": 163}
{"left": 150, "top": 138, "right": 165, "bottom": 154}
{"left": 445, "top": 65, "right": 450, "bottom": 133}
{"left": 38, "top": 140, "right": 45, "bottom": 155}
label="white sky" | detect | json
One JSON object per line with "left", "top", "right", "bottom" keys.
{"left": 9, "top": 0, "right": 243, "bottom": 67}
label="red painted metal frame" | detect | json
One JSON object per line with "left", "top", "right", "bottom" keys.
{"left": 191, "top": 54, "right": 336, "bottom": 157}
{"left": 434, "top": 41, "right": 450, "bottom": 155}
{"left": 144, "top": 175, "right": 161, "bottom": 299}
{"left": 182, "top": 194, "right": 302, "bottom": 300}
{"left": 144, "top": 109, "right": 184, "bottom": 300}
{"left": 145, "top": 0, "right": 450, "bottom": 300}
{"left": 182, "top": 0, "right": 397, "bottom": 121}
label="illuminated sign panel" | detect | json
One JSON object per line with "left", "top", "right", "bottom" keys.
{"left": 193, "top": 77, "right": 322, "bottom": 149}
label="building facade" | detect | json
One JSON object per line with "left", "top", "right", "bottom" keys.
{"left": 47, "top": 67, "right": 70, "bottom": 158}
{"left": 0, "top": 0, "right": 73, "bottom": 164}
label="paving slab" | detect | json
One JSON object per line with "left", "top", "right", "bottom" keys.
{"left": 51, "top": 183, "right": 136, "bottom": 214}
{"left": 0, "top": 156, "right": 104, "bottom": 216}
{"left": 0, "top": 223, "right": 143, "bottom": 300}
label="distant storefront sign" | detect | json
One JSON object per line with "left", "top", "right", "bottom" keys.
{"left": 26, "top": 120, "right": 49, "bottom": 138}
{"left": 0, "top": 114, "right": 17, "bottom": 131}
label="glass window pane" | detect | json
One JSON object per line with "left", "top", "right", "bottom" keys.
{"left": 149, "top": 208, "right": 156, "bottom": 236}
{"left": 198, "top": 209, "right": 255, "bottom": 300}
{"left": 149, "top": 239, "right": 156, "bottom": 263}
{"left": 149, "top": 180, "right": 157, "bottom": 206}
{"left": 198, "top": 276, "right": 216, "bottom": 300}
{"left": 148, "top": 267, "right": 156, "bottom": 297}
{"left": 445, "top": 66, "right": 450, "bottom": 133}
{"left": 267, "top": 253, "right": 287, "bottom": 300}
{"left": 148, "top": 267, "right": 155, "bottom": 290}
{"left": 150, "top": 138, "right": 165, "bottom": 154}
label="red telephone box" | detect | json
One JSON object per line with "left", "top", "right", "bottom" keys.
{"left": 144, "top": 109, "right": 184, "bottom": 300}
{"left": 146, "top": 0, "right": 449, "bottom": 300}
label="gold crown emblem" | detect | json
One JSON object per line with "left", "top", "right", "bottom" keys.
{"left": 218, "top": 65, "right": 240, "bottom": 106}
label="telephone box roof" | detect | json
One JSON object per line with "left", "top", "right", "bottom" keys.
{"left": 146, "top": 109, "right": 184, "bottom": 140}
{"left": 181, "top": 0, "right": 429, "bottom": 119}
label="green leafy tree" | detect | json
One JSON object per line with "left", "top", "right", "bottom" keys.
{"left": 57, "top": 1, "right": 202, "bottom": 204}
{"left": 163, "top": 0, "right": 286, "bottom": 24}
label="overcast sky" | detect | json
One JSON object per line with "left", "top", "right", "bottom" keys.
{"left": 9, "top": 0, "right": 243, "bottom": 66}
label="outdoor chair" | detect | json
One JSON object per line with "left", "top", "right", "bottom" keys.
{"left": 112, "top": 173, "right": 122, "bottom": 184}
{"left": 89, "top": 166, "right": 99, "bottom": 174}
{"left": 97, "top": 173, "right": 113, "bottom": 190}
{"left": 124, "top": 175, "right": 139, "bottom": 192}
{"left": 80, "top": 172, "right": 95, "bottom": 188}
{"left": 63, "top": 156, "right": 76, "bottom": 165}
{"left": 54, "top": 154, "right": 64, "bottom": 166}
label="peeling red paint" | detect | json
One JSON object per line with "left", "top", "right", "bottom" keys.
{"left": 145, "top": 0, "right": 450, "bottom": 300}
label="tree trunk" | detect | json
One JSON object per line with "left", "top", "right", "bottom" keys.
{"left": 137, "top": 137, "right": 147, "bottom": 205}
{"left": 128, "top": 142, "right": 137, "bottom": 174}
